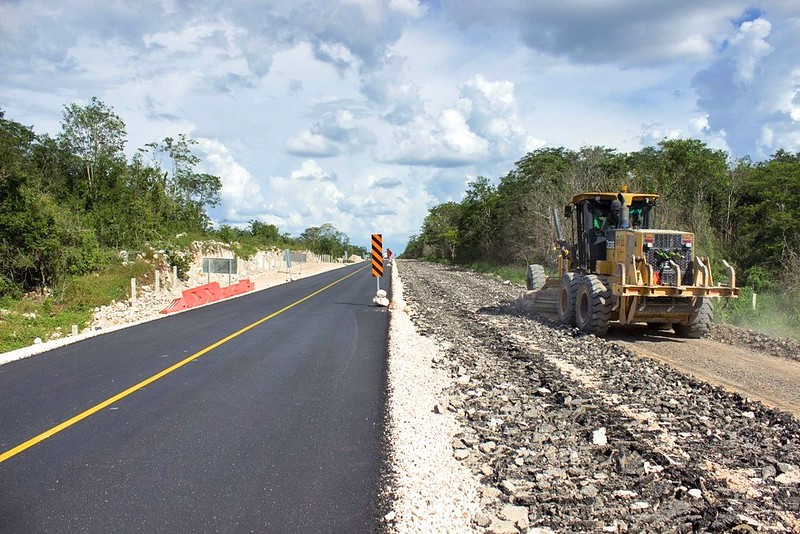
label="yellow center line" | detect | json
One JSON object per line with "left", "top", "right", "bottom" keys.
{"left": 0, "top": 265, "right": 368, "bottom": 464}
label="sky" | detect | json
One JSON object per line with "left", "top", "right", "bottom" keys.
{"left": 2, "top": 0, "right": 799, "bottom": 252}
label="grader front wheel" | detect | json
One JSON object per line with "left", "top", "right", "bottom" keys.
{"left": 526, "top": 264, "right": 547, "bottom": 291}
{"left": 557, "top": 273, "right": 582, "bottom": 326}
{"left": 673, "top": 298, "right": 713, "bottom": 338}
{"left": 575, "top": 275, "right": 613, "bottom": 336}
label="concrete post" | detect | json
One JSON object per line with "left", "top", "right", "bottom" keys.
{"left": 71, "top": 324, "right": 78, "bottom": 336}
{"left": 752, "top": 293, "right": 757, "bottom": 310}
{"left": 130, "top": 278, "right": 137, "bottom": 303}
{"left": 155, "top": 270, "right": 161, "bottom": 295}
{"left": 172, "top": 265, "right": 178, "bottom": 286}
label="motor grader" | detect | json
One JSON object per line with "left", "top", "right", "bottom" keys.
{"left": 525, "top": 187, "right": 739, "bottom": 337}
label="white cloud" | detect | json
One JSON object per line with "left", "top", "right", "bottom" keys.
{"left": 525, "top": 137, "right": 547, "bottom": 152}
{"left": 689, "top": 115, "right": 710, "bottom": 135}
{"left": 260, "top": 159, "right": 363, "bottom": 236}
{"left": 4, "top": 0, "right": 800, "bottom": 252}
{"left": 275, "top": 0, "right": 420, "bottom": 71}
{"left": 290, "top": 159, "right": 338, "bottom": 182}
{"left": 289, "top": 79, "right": 303, "bottom": 94}
{"left": 729, "top": 18, "right": 773, "bottom": 84}
{"left": 440, "top": 0, "right": 748, "bottom": 66}
{"left": 380, "top": 107, "right": 489, "bottom": 166}
{"left": 285, "top": 132, "right": 341, "bottom": 157}
{"left": 370, "top": 176, "right": 402, "bottom": 189}
{"left": 196, "top": 138, "right": 266, "bottom": 222}
{"left": 360, "top": 55, "right": 424, "bottom": 125}
{"left": 389, "top": 0, "right": 425, "bottom": 18}
{"left": 286, "top": 109, "right": 377, "bottom": 157}
{"left": 791, "top": 87, "right": 800, "bottom": 122}
{"left": 458, "top": 75, "right": 527, "bottom": 158}
{"left": 692, "top": 14, "right": 800, "bottom": 157}
{"left": 314, "top": 41, "right": 360, "bottom": 73}
{"left": 639, "top": 123, "right": 682, "bottom": 147}
{"left": 143, "top": 21, "right": 231, "bottom": 54}
{"left": 423, "top": 169, "right": 472, "bottom": 204}
{"left": 338, "top": 196, "right": 396, "bottom": 217}
{"left": 379, "top": 75, "right": 531, "bottom": 166}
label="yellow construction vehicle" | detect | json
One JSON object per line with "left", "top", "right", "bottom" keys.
{"left": 525, "top": 187, "right": 739, "bottom": 337}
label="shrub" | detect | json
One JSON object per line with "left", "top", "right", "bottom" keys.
{"left": 164, "top": 247, "right": 192, "bottom": 281}
{"left": 744, "top": 266, "right": 776, "bottom": 293}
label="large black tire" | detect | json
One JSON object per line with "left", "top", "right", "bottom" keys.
{"left": 575, "top": 275, "right": 613, "bottom": 336}
{"left": 673, "top": 298, "right": 713, "bottom": 338}
{"left": 557, "top": 273, "right": 582, "bottom": 326}
{"left": 526, "top": 264, "right": 546, "bottom": 291}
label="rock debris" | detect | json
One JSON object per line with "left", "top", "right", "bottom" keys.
{"left": 387, "top": 260, "right": 800, "bottom": 533}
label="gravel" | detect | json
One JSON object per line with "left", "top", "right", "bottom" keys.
{"left": 387, "top": 260, "right": 800, "bottom": 533}
{"left": 383, "top": 261, "right": 482, "bottom": 533}
{"left": 710, "top": 323, "right": 800, "bottom": 363}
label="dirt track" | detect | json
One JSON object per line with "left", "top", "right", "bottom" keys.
{"left": 607, "top": 326, "right": 800, "bottom": 418}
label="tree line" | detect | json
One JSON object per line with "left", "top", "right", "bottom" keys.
{"left": 0, "top": 100, "right": 364, "bottom": 298}
{"left": 404, "top": 140, "right": 800, "bottom": 294}
{"left": 217, "top": 221, "right": 365, "bottom": 261}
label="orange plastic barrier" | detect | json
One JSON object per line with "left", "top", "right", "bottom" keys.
{"left": 161, "top": 279, "right": 255, "bottom": 314}
{"left": 161, "top": 298, "right": 187, "bottom": 314}
{"left": 221, "top": 279, "right": 254, "bottom": 298}
{"left": 182, "top": 282, "right": 220, "bottom": 308}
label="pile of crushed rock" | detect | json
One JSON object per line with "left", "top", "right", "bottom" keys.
{"left": 710, "top": 323, "right": 800, "bottom": 363}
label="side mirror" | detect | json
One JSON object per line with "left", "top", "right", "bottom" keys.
{"left": 564, "top": 205, "right": 573, "bottom": 218}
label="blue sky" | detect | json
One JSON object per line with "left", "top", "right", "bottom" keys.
{"left": 2, "top": 0, "right": 798, "bottom": 251}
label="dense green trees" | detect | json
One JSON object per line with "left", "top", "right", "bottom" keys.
{"left": 0, "top": 101, "right": 224, "bottom": 297}
{"left": 58, "top": 97, "right": 128, "bottom": 197}
{"left": 213, "top": 220, "right": 366, "bottom": 259}
{"left": 405, "top": 140, "right": 800, "bottom": 294}
{"left": 1, "top": 113, "right": 61, "bottom": 294}
{"left": 734, "top": 150, "right": 800, "bottom": 282}
{"left": 299, "top": 223, "right": 364, "bottom": 258}
{"left": 0, "top": 102, "right": 365, "bottom": 299}
{"left": 142, "top": 134, "right": 222, "bottom": 231}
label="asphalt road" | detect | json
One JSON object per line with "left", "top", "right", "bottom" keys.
{"left": 0, "top": 263, "right": 390, "bottom": 532}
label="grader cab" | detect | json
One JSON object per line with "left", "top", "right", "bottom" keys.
{"left": 525, "top": 187, "right": 739, "bottom": 337}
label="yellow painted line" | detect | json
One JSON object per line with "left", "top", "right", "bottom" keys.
{"left": 0, "top": 265, "right": 368, "bottom": 464}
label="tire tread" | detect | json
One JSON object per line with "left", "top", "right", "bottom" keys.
{"left": 576, "top": 275, "right": 612, "bottom": 336}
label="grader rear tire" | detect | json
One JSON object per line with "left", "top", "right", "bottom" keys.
{"left": 575, "top": 275, "right": 613, "bottom": 336}
{"left": 673, "top": 298, "right": 713, "bottom": 338}
{"left": 557, "top": 273, "right": 582, "bottom": 326}
{"left": 526, "top": 264, "right": 546, "bottom": 291}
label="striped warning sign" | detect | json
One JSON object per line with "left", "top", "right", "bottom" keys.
{"left": 371, "top": 233, "right": 383, "bottom": 277}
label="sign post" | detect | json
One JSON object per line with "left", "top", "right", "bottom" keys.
{"left": 284, "top": 249, "right": 292, "bottom": 281}
{"left": 202, "top": 258, "right": 238, "bottom": 285}
{"left": 371, "top": 233, "right": 383, "bottom": 292}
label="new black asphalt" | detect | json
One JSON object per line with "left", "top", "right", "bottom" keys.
{"left": 0, "top": 263, "right": 390, "bottom": 532}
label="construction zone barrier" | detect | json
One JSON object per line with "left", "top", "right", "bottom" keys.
{"left": 161, "top": 279, "right": 254, "bottom": 314}
{"left": 221, "top": 279, "right": 254, "bottom": 298}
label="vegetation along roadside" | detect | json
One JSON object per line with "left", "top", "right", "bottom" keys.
{"left": 0, "top": 101, "right": 366, "bottom": 352}
{"left": 403, "top": 144, "right": 800, "bottom": 339}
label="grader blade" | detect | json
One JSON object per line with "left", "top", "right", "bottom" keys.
{"left": 519, "top": 279, "right": 560, "bottom": 318}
